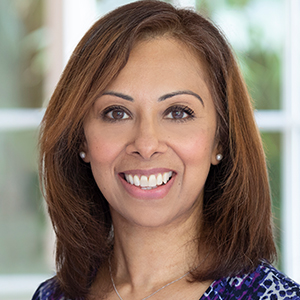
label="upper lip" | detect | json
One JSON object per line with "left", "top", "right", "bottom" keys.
{"left": 120, "top": 168, "right": 175, "bottom": 176}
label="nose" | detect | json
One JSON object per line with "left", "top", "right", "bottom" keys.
{"left": 126, "top": 118, "right": 167, "bottom": 160}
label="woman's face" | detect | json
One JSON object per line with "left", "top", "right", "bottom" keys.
{"left": 83, "top": 37, "right": 219, "bottom": 228}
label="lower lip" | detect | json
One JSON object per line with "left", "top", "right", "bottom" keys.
{"left": 118, "top": 174, "right": 175, "bottom": 200}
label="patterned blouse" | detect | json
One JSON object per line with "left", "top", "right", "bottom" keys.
{"left": 32, "top": 262, "right": 300, "bottom": 299}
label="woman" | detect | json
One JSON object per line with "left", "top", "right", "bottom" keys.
{"left": 33, "top": 1, "right": 300, "bottom": 299}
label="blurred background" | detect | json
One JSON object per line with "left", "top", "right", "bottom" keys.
{"left": 0, "top": 0, "right": 299, "bottom": 299}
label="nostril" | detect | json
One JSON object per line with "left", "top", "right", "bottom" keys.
{"left": 125, "top": 133, "right": 167, "bottom": 159}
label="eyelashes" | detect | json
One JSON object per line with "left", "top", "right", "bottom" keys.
{"left": 101, "top": 105, "right": 131, "bottom": 122}
{"left": 100, "top": 104, "right": 195, "bottom": 122}
{"left": 164, "top": 105, "right": 195, "bottom": 121}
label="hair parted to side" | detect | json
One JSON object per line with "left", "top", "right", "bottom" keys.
{"left": 39, "top": 0, "right": 276, "bottom": 298}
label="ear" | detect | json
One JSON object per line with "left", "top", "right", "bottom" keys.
{"left": 211, "top": 143, "right": 222, "bottom": 166}
{"left": 80, "top": 141, "right": 91, "bottom": 163}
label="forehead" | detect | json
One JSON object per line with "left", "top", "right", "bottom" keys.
{"left": 131, "top": 36, "right": 205, "bottom": 71}
{"left": 105, "top": 37, "right": 209, "bottom": 94}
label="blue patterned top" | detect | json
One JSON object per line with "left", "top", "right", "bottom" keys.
{"left": 32, "top": 262, "right": 300, "bottom": 299}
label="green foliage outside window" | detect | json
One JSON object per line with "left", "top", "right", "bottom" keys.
{"left": 197, "top": 0, "right": 282, "bottom": 110}
{"left": 0, "top": 0, "right": 45, "bottom": 108}
{"left": 0, "top": 0, "right": 47, "bottom": 274}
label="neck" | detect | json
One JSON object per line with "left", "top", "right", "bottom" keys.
{"left": 110, "top": 207, "right": 203, "bottom": 290}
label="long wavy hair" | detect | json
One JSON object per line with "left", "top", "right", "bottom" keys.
{"left": 39, "top": 0, "right": 277, "bottom": 298}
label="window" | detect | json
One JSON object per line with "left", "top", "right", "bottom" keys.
{"left": 0, "top": 0, "right": 50, "bottom": 299}
{"left": 1, "top": 0, "right": 299, "bottom": 298}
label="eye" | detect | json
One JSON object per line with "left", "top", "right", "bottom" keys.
{"left": 164, "top": 105, "right": 195, "bottom": 121}
{"left": 107, "top": 109, "right": 129, "bottom": 120}
{"left": 102, "top": 105, "right": 131, "bottom": 121}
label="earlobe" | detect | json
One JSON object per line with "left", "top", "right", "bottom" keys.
{"left": 211, "top": 142, "right": 223, "bottom": 165}
{"left": 211, "top": 152, "right": 223, "bottom": 165}
{"left": 216, "top": 154, "right": 223, "bottom": 161}
{"left": 80, "top": 141, "right": 90, "bottom": 163}
{"left": 79, "top": 150, "right": 90, "bottom": 163}
{"left": 211, "top": 132, "right": 222, "bottom": 165}
{"left": 79, "top": 151, "right": 86, "bottom": 159}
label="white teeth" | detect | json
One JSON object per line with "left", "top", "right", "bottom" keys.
{"left": 162, "top": 172, "right": 169, "bottom": 184}
{"left": 124, "top": 172, "right": 173, "bottom": 188}
{"left": 156, "top": 173, "right": 162, "bottom": 185}
{"left": 128, "top": 174, "right": 134, "bottom": 184}
{"left": 140, "top": 175, "right": 148, "bottom": 187}
{"left": 149, "top": 175, "right": 157, "bottom": 187}
{"left": 133, "top": 175, "right": 140, "bottom": 186}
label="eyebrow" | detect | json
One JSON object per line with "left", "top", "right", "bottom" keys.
{"left": 158, "top": 90, "right": 204, "bottom": 106}
{"left": 102, "top": 91, "right": 134, "bottom": 101}
{"left": 101, "top": 90, "right": 204, "bottom": 106}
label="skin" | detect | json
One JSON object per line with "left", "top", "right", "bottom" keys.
{"left": 84, "top": 37, "right": 220, "bottom": 299}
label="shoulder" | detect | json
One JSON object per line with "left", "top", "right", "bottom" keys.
{"left": 31, "top": 277, "right": 68, "bottom": 300}
{"left": 202, "top": 261, "right": 300, "bottom": 299}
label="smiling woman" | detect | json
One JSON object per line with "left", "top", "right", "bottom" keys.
{"left": 82, "top": 37, "right": 218, "bottom": 229}
{"left": 32, "top": 1, "right": 300, "bottom": 300}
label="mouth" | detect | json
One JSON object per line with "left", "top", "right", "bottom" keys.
{"left": 121, "top": 171, "right": 174, "bottom": 190}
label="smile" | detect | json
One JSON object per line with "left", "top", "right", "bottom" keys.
{"left": 123, "top": 171, "right": 173, "bottom": 190}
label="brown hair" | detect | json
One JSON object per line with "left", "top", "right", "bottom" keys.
{"left": 39, "top": 0, "right": 276, "bottom": 298}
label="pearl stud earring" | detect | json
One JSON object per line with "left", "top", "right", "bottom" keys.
{"left": 216, "top": 154, "right": 223, "bottom": 161}
{"left": 79, "top": 151, "right": 86, "bottom": 159}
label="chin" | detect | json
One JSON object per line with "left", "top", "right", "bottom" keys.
{"left": 112, "top": 205, "right": 198, "bottom": 230}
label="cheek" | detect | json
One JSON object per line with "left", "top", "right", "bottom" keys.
{"left": 171, "top": 128, "right": 216, "bottom": 164}
{"left": 86, "top": 132, "right": 124, "bottom": 166}
{"left": 86, "top": 134, "right": 122, "bottom": 194}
